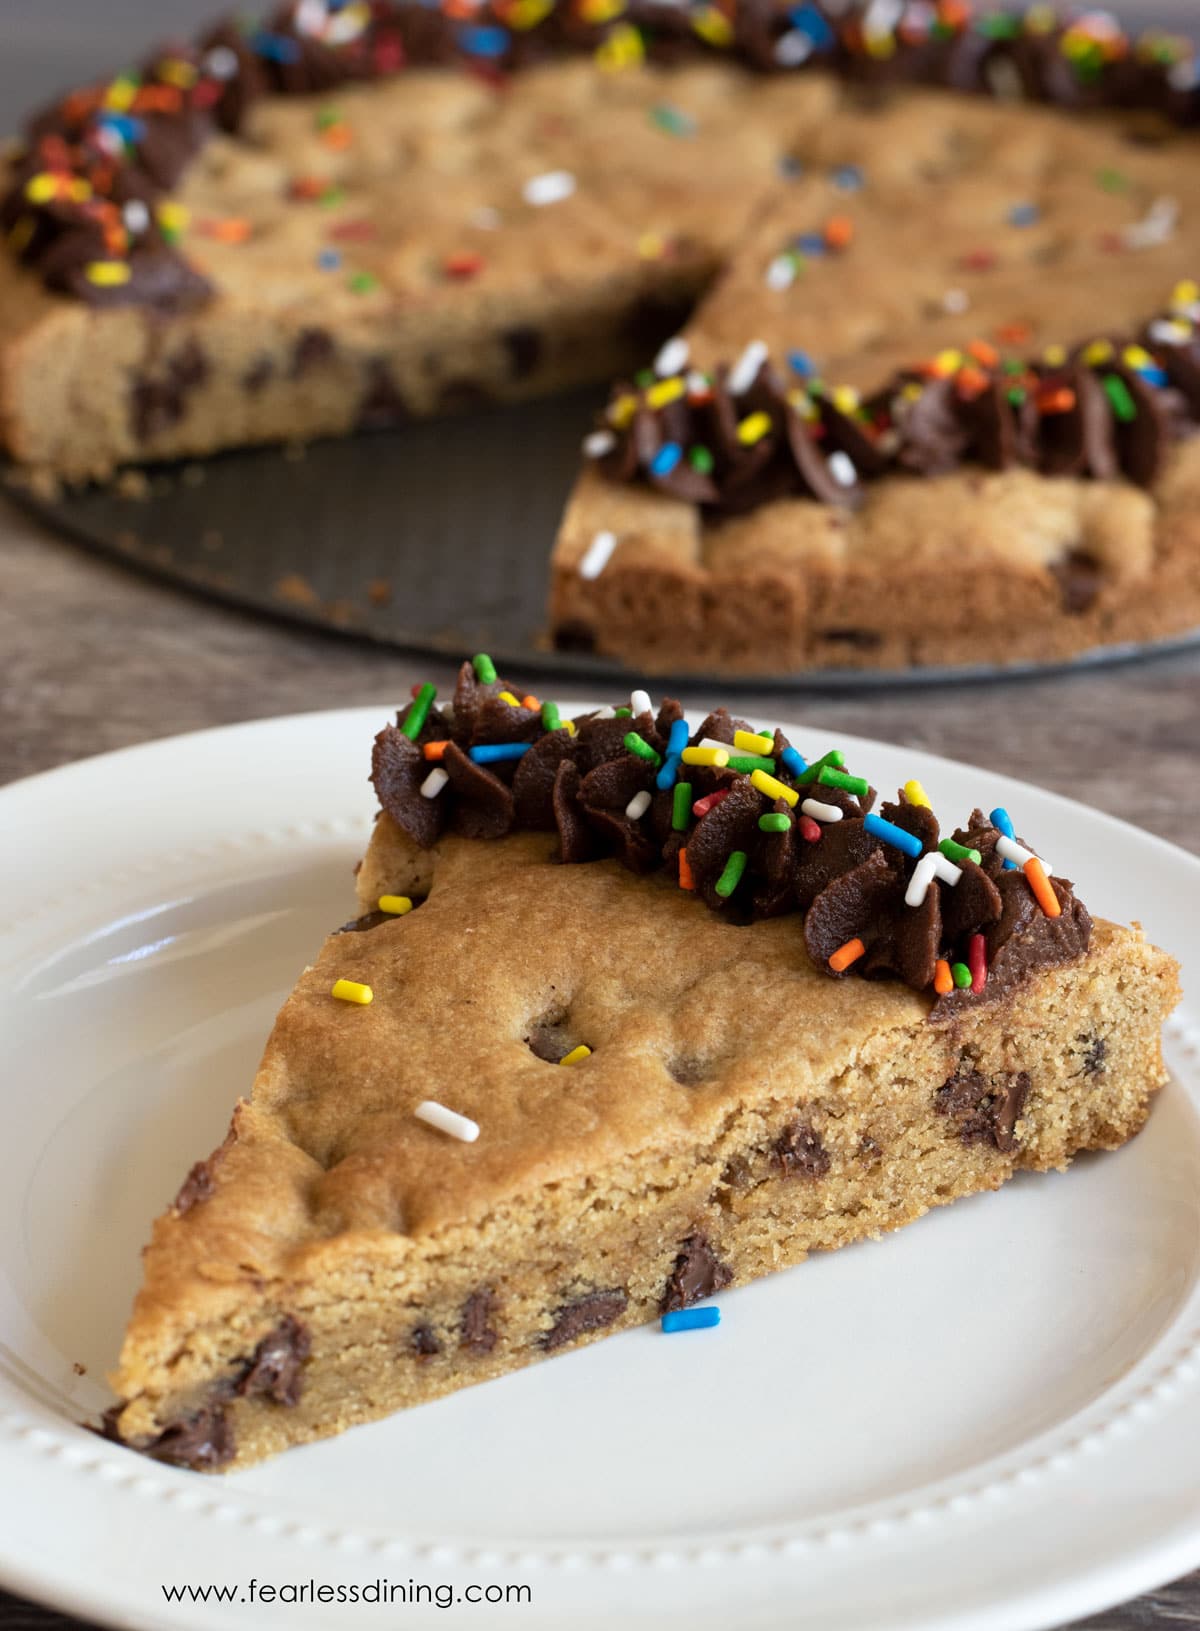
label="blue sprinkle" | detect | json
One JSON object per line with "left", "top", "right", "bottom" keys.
{"left": 780, "top": 744, "right": 808, "bottom": 778}
{"left": 777, "top": 154, "right": 804, "bottom": 179}
{"left": 317, "top": 248, "right": 342, "bottom": 270}
{"left": 97, "top": 111, "right": 145, "bottom": 144}
{"left": 656, "top": 755, "right": 680, "bottom": 791}
{"left": 787, "top": 350, "right": 816, "bottom": 379}
{"left": 666, "top": 718, "right": 689, "bottom": 757}
{"left": 469, "top": 743, "right": 531, "bottom": 764}
{"left": 990, "top": 806, "right": 1019, "bottom": 869}
{"left": 1134, "top": 364, "right": 1169, "bottom": 388}
{"left": 650, "top": 443, "right": 683, "bottom": 478}
{"left": 1008, "top": 202, "right": 1040, "bottom": 227}
{"left": 251, "top": 31, "right": 303, "bottom": 63}
{"left": 832, "top": 164, "right": 865, "bottom": 193}
{"left": 662, "top": 1307, "right": 721, "bottom": 1333}
{"left": 788, "top": 2, "right": 834, "bottom": 49}
{"left": 794, "top": 233, "right": 826, "bottom": 257}
{"left": 864, "top": 812, "right": 923, "bottom": 859}
{"left": 459, "top": 24, "right": 509, "bottom": 57}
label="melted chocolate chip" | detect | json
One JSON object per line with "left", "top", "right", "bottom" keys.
{"left": 461, "top": 1288, "right": 498, "bottom": 1354}
{"left": 661, "top": 1233, "right": 732, "bottom": 1313}
{"left": 1078, "top": 1034, "right": 1108, "bottom": 1076}
{"left": 357, "top": 360, "right": 409, "bottom": 429}
{"left": 100, "top": 1400, "right": 235, "bottom": 1470}
{"left": 243, "top": 355, "right": 274, "bottom": 394}
{"left": 935, "top": 1067, "right": 1031, "bottom": 1153}
{"left": 502, "top": 325, "right": 542, "bottom": 380}
{"left": 411, "top": 1324, "right": 441, "bottom": 1359}
{"left": 236, "top": 1316, "right": 311, "bottom": 1407}
{"left": 774, "top": 1121, "right": 831, "bottom": 1179}
{"left": 333, "top": 909, "right": 393, "bottom": 935}
{"left": 1050, "top": 550, "right": 1104, "bottom": 614}
{"left": 291, "top": 327, "right": 335, "bottom": 377}
{"left": 541, "top": 1289, "right": 629, "bottom": 1351}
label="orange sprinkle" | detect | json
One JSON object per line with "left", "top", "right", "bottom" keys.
{"left": 290, "top": 175, "right": 325, "bottom": 200}
{"left": 829, "top": 937, "right": 866, "bottom": 973}
{"left": 205, "top": 217, "right": 252, "bottom": 244}
{"left": 994, "top": 320, "right": 1033, "bottom": 346}
{"left": 933, "top": 959, "right": 954, "bottom": 995}
{"left": 939, "top": 0, "right": 971, "bottom": 25}
{"left": 1037, "top": 387, "right": 1077, "bottom": 414}
{"left": 966, "top": 339, "right": 999, "bottom": 369}
{"left": 422, "top": 740, "right": 450, "bottom": 761}
{"left": 444, "top": 251, "right": 484, "bottom": 279}
{"left": 321, "top": 123, "right": 354, "bottom": 151}
{"left": 678, "top": 849, "right": 696, "bottom": 891}
{"left": 521, "top": 694, "right": 541, "bottom": 710}
{"left": 1024, "top": 857, "right": 1061, "bottom": 918}
{"left": 955, "top": 366, "right": 989, "bottom": 400}
{"left": 132, "top": 84, "right": 183, "bottom": 114}
{"left": 824, "top": 215, "right": 855, "bottom": 250}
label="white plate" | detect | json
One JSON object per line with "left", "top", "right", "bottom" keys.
{"left": 1, "top": 706, "right": 1199, "bottom": 1631}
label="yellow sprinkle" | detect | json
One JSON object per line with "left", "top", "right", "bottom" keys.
{"left": 332, "top": 978, "right": 373, "bottom": 1005}
{"left": 497, "top": 690, "right": 522, "bottom": 706}
{"left": 509, "top": 0, "right": 553, "bottom": 27}
{"left": 646, "top": 377, "right": 686, "bottom": 409}
{"left": 24, "top": 173, "right": 58, "bottom": 205}
{"left": 681, "top": 746, "right": 729, "bottom": 767}
{"left": 1171, "top": 279, "right": 1199, "bottom": 310}
{"left": 1082, "top": 339, "right": 1113, "bottom": 365}
{"left": 637, "top": 231, "right": 665, "bottom": 260}
{"left": 67, "top": 178, "right": 93, "bottom": 202}
{"left": 580, "top": 0, "right": 625, "bottom": 17}
{"left": 933, "top": 349, "right": 964, "bottom": 376}
{"left": 787, "top": 388, "right": 818, "bottom": 419}
{"left": 692, "top": 6, "right": 733, "bottom": 45}
{"left": 104, "top": 77, "right": 138, "bottom": 111}
{"left": 1025, "top": 4, "right": 1056, "bottom": 33}
{"left": 750, "top": 769, "right": 798, "bottom": 808}
{"left": 901, "top": 381, "right": 924, "bottom": 401}
{"left": 562, "top": 719, "right": 577, "bottom": 736}
{"left": 864, "top": 29, "right": 897, "bottom": 58}
{"left": 736, "top": 411, "right": 773, "bottom": 446}
{"left": 734, "top": 729, "right": 774, "bottom": 755}
{"left": 609, "top": 392, "right": 639, "bottom": 428}
{"left": 831, "top": 385, "right": 860, "bottom": 415}
{"left": 378, "top": 895, "right": 413, "bottom": 915}
{"left": 157, "top": 57, "right": 198, "bottom": 87}
{"left": 156, "top": 201, "right": 191, "bottom": 233}
{"left": 903, "top": 779, "right": 932, "bottom": 809}
{"left": 84, "top": 260, "right": 132, "bottom": 286}
{"left": 1043, "top": 343, "right": 1067, "bottom": 366}
{"left": 559, "top": 1044, "right": 592, "bottom": 1066}
{"left": 595, "top": 22, "right": 644, "bottom": 69}
{"left": 1122, "top": 345, "right": 1153, "bottom": 369}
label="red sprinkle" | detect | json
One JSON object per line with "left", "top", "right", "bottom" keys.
{"left": 960, "top": 248, "right": 998, "bottom": 272}
{"left": 692, "top": 788, "right": 730, "bottom": 819}
{"left": 968, "top": 932, "right": 987, "bottom": 993}
{"left": 798, "top": 815, "right": 823, "bottom": 843}
{"left": 444, "top": 251, "right": 485, "bottom": 280}
{"left": 330, "top": 219, "right": 378, "bottom": 242}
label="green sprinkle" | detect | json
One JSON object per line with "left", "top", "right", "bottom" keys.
{"left": 714, "top": 850, "right": 747, "bottom": 898}
{"left": 614, "top": 706, "right": 632, "bottom": 718}
{"left": 321, "top": 186, "right": 347, "bottom": 208}
{"left": 542, "top": 701, "right": 562, "bottom": 732}
{"left": 795, "top": 749, "right": 845, "bottom": 786}
{"left": 650, "top": 103, "right": 695, "bottom": 137}
{"left": 939, "top": 837, "right": 982, "bottom": 865}
{"left": 1007, "top": 386, "right": 1026, "bottom": 407}
{"left": 624, "top": 731, "right": 662, "bottom": 768}
{"left": 819, "top": 766, "right": 869, "bottom": 796}
{"left": 759, "top": 813, "right": 791, "bottom": 833}
{"left": 672, "top": 781, "right": 692, "bottom": 831}
{"left": 635, "top": 369, "right": 654, "bottom": 388}
{"left": 979, "top": 12, "right": 1019, "bottom": 37}
{"left": 689, "top": 445, "right": 714, "bottom": 474}
{"left": 1096, "top": 166, "right": 1128, "bottom": 193}
{"left": 347, "top": 271, "right": 377, "bottom": 293}
{"left": 316, "top": 106, "right": 343, "bottom": 129}
{"left": 401, "top": 682, "right": 436, "bottom": 740}
{"left": 473, "top": 652, "right": 497, "bottom": 683}
{"left": 1103, "top": 373, "right": 1137, "bottom": 423}
{"left": 951, "top": 962, "right": 973, "bottom": 990}
{"left": 728, "top": 754, "right": 776, "bottom": 774}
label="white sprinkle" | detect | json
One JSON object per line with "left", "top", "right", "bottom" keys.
{"left": 905, "top": 851, "right": 963, "bottom": 908}
{"left": 864, "top": 0, "right": 904, "bottom": 38}
{"left": 295, "top": 0, "right": 327, "bottom": 36}
{"left": 414, "top": 1100, "right": 479, "bottom": 1143}
{"left": 326, "top": 5, "right": 369, "bottom": 42}
{"left": 774, "top": 28, "right": 815, "bottom": 66}
{"left": 204, "top": 44, "right": 240, "bottom": 80}
{"left": 698, "top": 736, "right": 735, "bottom": 754}
{"left": 583, "top": 429, "right": 616, "bottom": 458}
{"left": 766, "top": 254, "right": 797, "bottom": 291}
{"left": 654, "top": 336, "right": 690, "bottom": 376}
{"left": 995, "top": 835, "right": 1053, "bottom": 875}
{"left": 523, "top": 170, "right": 576, "bottom": 207}
{"left": 579, "top": 529, "right": 618, "bottom": 580}
{"left": 441, "top": 703, "right": 456, "bottom": 727}
{"left": 828, "top": 451, "right": 857, "bottom": 488}
{"left": 122, "top": 199, "right": 150, "bottom": 234}
{"left": 626, "top": 790, "right": 652, "bottom": 821}
{"left": 1122, "top": 196, "right": 1179, "bottom": 251}
{"left": 686, "top": 369, "right": 711, "bottom": 397}
{"left": 801, "top": 798, "right": 843, "bottom": 823}
{"left": 1148, "top": 319, "right": 1190, "bottom": 347}
{"left": 469, "top": 206, "right": 502, "bottom": 231}
{"left": 942, "top": 287, "right": 970, "bottom": 314}
{"left": 630, "top": 688, "right": 653, "bottom": 716}
{"left": 728, "top": 339, "right": 768, "bottom": 396}
{"left": 1168, "top": 57, "right": 1199, "bottom": 92}
{"left": 420, "top": 767, "right": 449, "bottom": 799}
{"left": 592, "top": 706, "right": 617, "bottom": 720}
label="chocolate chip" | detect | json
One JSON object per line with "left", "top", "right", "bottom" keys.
{"left": 552, "top": 620, "right": 597, "bottom": 654}
{"left": 461, "top": 1288, "right": 498, "bottom": 1354}
{"left": 172, "top": 1160, "right": 215, "bottom": 1215}
{"left": 541, "top": 1289, "right": 628, "bottom": 1351}
{"left": 357, "top": 360, "right": 410, "bottom": 428}
{"left": 815, "top": 629, "right": 884, "bottom": 649}
{"left": 236, "top": 1316, "right": 311, "bottom": 1406}
{"left": 411, "top": 1324, "right": 441, "bottom": 1359}
{"left": 935, "top": 1067, "right": 1031, "bottom": 1153}
{"left": 666, "top": 1054, "right": 709, "bottom": 1085}
{"left": 774, "top": 1121, "right": 831, "bottom": 1179}
{"left": 1050, "top": 550, "right": 1103, "bottom": 614}
{"left": 661, "top": 1233, "right": 732, "bottom": 1313}
{"left": 502, "top": 325, "right": 542, "bottom": 380}
{"left": 1078, "top": 1034, "right": 1107, "bottom": 1076}
{"left": 524, "top": 1004, "right": 573, "bottom": 1063}
{"left": 100, "top": 1401, "right": 235, "bottom": 1470}
{"left": 333, "top": 909, "right": 393, "bottom": 934}
{"left": 243, "top": 355, "right": 274, "bottom": 393}
{"left": 291, "top": 327, "right": 335, "bottom": 377}
{"left": 857, "top": 1134, "right": 882, "bottom": 1163}
{"left": 130, "top": 339, "right": 210, "bottom": 441}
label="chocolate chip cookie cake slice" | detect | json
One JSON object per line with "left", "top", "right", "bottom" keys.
{"left": 102, "top": 657, "right": 1180, "bottom": 1471}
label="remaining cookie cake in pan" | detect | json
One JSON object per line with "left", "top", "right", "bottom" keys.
{"left": 101, "top": 657, "right": 1180, "bottom": 1470}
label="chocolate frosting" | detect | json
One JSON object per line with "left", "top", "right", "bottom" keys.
{"left": 594, "top": 301, "right": 1200, "bottom": 511}
{"left": 4, "top": 2, "right": 1197, "bottom": 311}
{"left": 370, "top": 659, "right": 1093, "bottom": 1012}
